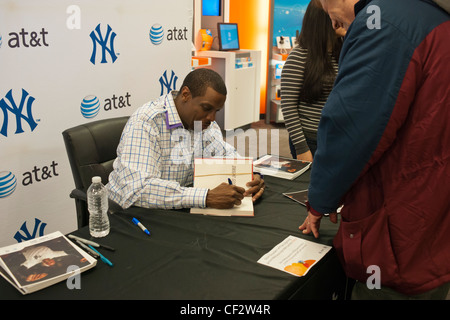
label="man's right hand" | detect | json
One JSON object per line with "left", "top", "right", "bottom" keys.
{"left": 205, "top": 183, "right": 245, "bottom": 209}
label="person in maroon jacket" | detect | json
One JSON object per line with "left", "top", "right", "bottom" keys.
{"left": 299, "top": 0, "right": 450, "bottom": 299}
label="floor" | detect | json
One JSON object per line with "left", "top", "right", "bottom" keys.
{"left": 224, "top": 119, "right": 292, "bottom": 159}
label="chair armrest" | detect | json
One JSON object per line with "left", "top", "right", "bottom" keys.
{"left": 70, "top": 188, "right": 87, "bottom": 201}
{"left": 69, "top": 188, "right": 123, "bottom": 215}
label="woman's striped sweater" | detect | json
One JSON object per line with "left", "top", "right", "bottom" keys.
{"left": 280, "top": 46, "right": 338, "bottom": 154}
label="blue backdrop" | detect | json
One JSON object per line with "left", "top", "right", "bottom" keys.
{"left": 273, "top": 0, "right": 310, "bottom": 45}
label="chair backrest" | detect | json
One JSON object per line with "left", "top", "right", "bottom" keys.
{"left": 62, "top": 116, "right": 129, "bottom": 191}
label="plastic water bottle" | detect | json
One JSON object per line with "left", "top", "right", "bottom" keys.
{"left": 87, "top": 176, "right": 110, "bottom": 238}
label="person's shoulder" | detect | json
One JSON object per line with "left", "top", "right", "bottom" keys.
{"left": 282, "top": 48, "right": 304, "bottom": 68}
{"left": 290, "top": 45, "right": 307, "bottom": 56}
{"left": 353, "top": 0, "right": 448, "bottom": 42}
{"left": 286, "top": 46, "right": 307, "bottom": 63}
{"left": 135, "top": 95, "right": 168, "bottom": 120}
{"left": 125, "top": 97, "right": 169, "bottom": 136}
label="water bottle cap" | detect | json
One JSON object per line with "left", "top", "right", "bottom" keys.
{"left": 92, "top": 176, "right": 101, "bottom": 183}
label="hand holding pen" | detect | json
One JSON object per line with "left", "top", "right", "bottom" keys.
{"left": 205, "top": 178, "right": 245, "bottom": 209}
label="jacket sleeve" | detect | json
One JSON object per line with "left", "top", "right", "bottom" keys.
{"left": 307, "top": 9, "right": 415, "bottom": 214}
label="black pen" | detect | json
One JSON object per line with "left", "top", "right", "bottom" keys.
{"left": 73, "top": 239, "right": 100, "bottom": 258}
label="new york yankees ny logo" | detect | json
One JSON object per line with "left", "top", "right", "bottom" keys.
{"left": 14, "top": 218, "right": 47, "bottom": 243}
{"left": 89, "top": 24, "right": 118, "bottom": 65}
{"left": 159, "top": 70, "right": 178, "bottom": 96}
{"left": 0, "top": 89, "right": 38, "bottom": 137}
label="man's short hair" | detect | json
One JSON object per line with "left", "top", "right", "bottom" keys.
{"left": 181, "top": 68, "right": 227, "bottom": 98}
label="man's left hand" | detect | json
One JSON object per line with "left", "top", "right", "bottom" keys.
{"left": 244, "top": 173, "right": 265, "bottom": 202}
{"left": 299, "top": 211, "right": 338, "bottom": 238}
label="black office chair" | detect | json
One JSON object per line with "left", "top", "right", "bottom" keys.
{"left": 62, "top": 116, "right": 129, "bottom": 228}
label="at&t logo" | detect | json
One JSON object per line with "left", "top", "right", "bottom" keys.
{"left": 90, "top": 23, "right": 118, "bottom": 65}
{"left": 0, "top": 161, "right": 60, "bottom": 199}
{"left": 150, "top": 24, "right": 164, "bottom": 45}
{"left": 80, "top": 92, "right": 131, "bottom": 119}
{"left": 149, "top": 23, "right": 188, "bottom": 46}
{"left": 0, "top": 89, "right": 38, "bottom": 137}
{"left": 80, "top": 95, "right": 100, "bottom": 118}
{"left": 2, "top": 28, "right": 49, "bottom": 48}
{"left": 0, "top": 171, "right": 17, "bottom": 199}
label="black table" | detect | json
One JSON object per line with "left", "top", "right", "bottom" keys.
{"left": 0, "top": 172, "right": 348, "bottom": 300}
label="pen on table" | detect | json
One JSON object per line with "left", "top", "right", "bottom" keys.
{"left": 228, "top": 178, "right": 233, "bottom": 185}
{"left": 132, "top": 218, "right": 151, "bottom": 236}
{"left": 74, "top": 239, "right": 100, "bottom": 258}
{"left": 88, "top": 245, "right": 114, "bottom": 267}
{"left": 68, "top": 234, "right": 115, "bottom": 251}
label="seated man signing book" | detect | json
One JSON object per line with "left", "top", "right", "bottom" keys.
{"left": 107, "top": 69, "right": 265, "bottom": 210}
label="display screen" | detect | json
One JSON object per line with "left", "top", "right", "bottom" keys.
{"left": 202, "top": 0, "right": 221, "bottom": 16}
{"left": 218, "top": 23, "right": 240, "bottom": 51}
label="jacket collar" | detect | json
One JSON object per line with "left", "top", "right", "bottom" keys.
{"left": 432, "top": 0, "right": 450, "bottom": 14}
{"left": 354, "top": 0, "right": 372, "bottom": 16}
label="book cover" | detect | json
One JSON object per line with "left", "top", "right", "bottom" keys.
{"left": 283, "top": 189, "right": 308, "bottom": 206}
{"left": 253, "top": 155, "right": 311, "bottom": 180}
{"left": 0, "top": 231, "right": 97, "bottom": 295}
{"left": 190, "top": 157, "right": 254, "bottom": 216}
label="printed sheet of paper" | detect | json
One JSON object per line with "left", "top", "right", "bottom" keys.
{"left": 190, "top": 158, "right": 254, "bottom": 216}
{"left": 257, "top": 235, "right": 331, "bottom": 276}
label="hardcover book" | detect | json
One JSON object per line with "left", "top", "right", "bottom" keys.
{"left": 253, "top": 155, "right": 311, "bottom": 180}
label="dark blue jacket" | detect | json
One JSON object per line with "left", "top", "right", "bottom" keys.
{"left": 308, "top": 0, "right": 450, "bottom": 294}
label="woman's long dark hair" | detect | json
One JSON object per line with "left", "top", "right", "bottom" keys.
{"left": 298, "top": 0, "right": 342, "bottom": 103}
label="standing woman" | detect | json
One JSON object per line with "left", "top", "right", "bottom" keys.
{"left": 281, "top": 0, "right": 344, "bottom": 161}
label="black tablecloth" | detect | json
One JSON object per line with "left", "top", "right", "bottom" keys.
{"left": 0, "top": 172, "right": 347, "bottom": 300}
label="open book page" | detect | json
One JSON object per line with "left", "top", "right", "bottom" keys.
{"left": 190, "top": 158, "right": 254, "bottom": 216}
{"left": 258, "top": 235, "right": 331, "bottom": 277}
{"left": 0, "top": 231, "right": 96, "bottom": 294}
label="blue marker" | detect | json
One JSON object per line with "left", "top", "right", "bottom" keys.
{"left": 133, "top": 218, "right": 151, "bottom": 235}
{"left": 228, "top": 178, "right": 233, "bottom": 185}
{"left": 88, "top": 245, "right": 113, "bottom": 267}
